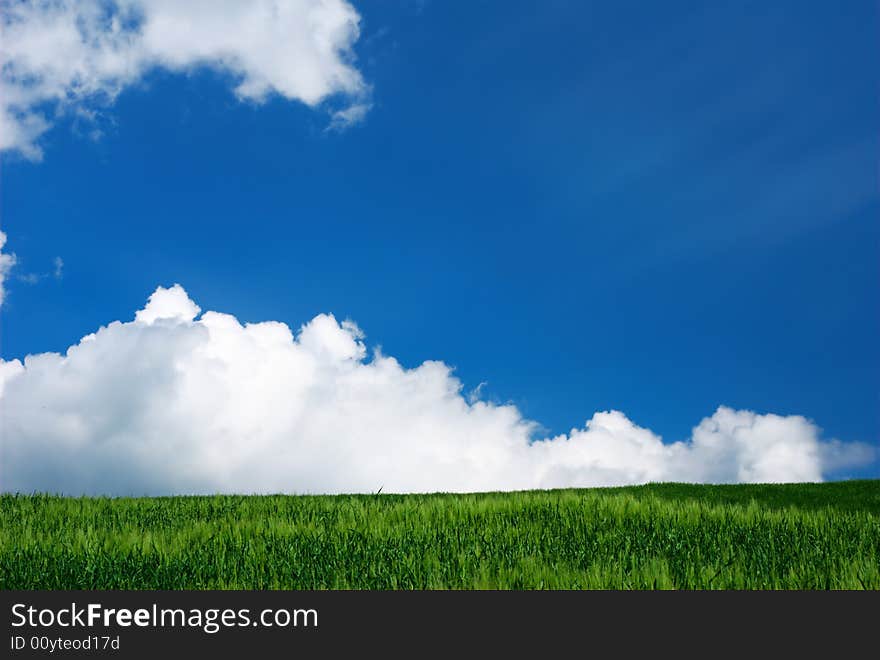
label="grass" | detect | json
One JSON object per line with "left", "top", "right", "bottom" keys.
{"left": 1, "top": 481, "right": 878, "bottom": 589}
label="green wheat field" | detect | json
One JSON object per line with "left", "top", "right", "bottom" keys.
{"left": 1, "top": 481, "right": 878, "bottom": 589}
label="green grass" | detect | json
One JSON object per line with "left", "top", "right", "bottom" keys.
{"left": 1, "top": 481, "right": 878, "bottom": 589}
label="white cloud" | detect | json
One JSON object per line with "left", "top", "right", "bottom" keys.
{"left": 0, "top": 284, "right": 873, "bottom": 495}
{"left": 0, "top": 231, "right": 17, "bottom": 307}
{"left": 0, "top": 0, "right": 369, "bottom": 159}
{"left": 328, "top": 101, "right": 371, "bottom": 131}
{"left": 134, "top": 283, "right": 201, "bottom": 324}
{"left": 0, "top": 234, "right": 64, "bottom": 289}
{"left": 17, "top": 272, "right": 42, "bottom": 284}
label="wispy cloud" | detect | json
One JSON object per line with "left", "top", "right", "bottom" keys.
{"left": 9, "top": 252, "right": 64, "bottom": 287}
{"left": 328, "top": 102, "right": 372, "bottom": 131}
{"left": 0, "top": 231, "right": 17, "bottom": 307}
{"left": 16, "top": 272, "right": 42, "bottom": 285}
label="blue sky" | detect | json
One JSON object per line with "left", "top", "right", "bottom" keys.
{"left": 1, "top": 0, "right": 877, "bottom": 491}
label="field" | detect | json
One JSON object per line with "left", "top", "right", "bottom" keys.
{"left": 1, "top": 481, "right": 878, "bottom": 589}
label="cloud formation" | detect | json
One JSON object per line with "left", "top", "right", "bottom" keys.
{"left": 0, "top": 231, "right": 17, "bottom": 307}
{"left": 1, "top": 0, "right": 368, "bottom": 159}
{"left": 0, "top": 233, "right": 63, "bottom": 291}
{"left": 0, "top": 285, "right": 873, "bottom": 495}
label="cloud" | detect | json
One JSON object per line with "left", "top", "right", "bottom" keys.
{"left": 327, "top": 101, "right": 371, "bottom": 131}
{"left": 1, "top": 0, "right": 369, "bottom": 159}
{"left": 2, "top": 238, "right": 64, "bottom": 288}
{"left": 0, "top": 231, "right": 17, "bottom": 307}
{"left": 16, "top": 272, "right": 42, "bottom": 284}
{"left": 0, "top": 284, "right": 873, "bottom": 495}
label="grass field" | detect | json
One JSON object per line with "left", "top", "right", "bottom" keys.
{"left": 1, "top": 481, "right": 878, "bottom": 589}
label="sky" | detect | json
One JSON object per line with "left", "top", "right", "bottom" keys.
{"left": 0, "top": 0, "right": 877, "bottom": 494}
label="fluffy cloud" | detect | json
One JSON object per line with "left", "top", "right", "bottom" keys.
{"left": 1, "top": 0, "right": 368, "bottom": 159}
{"left": 0, "top": 231, "right": 17, "bottom": 307}
{"left": 0, "top": 285, "right": 873, "bottom": 495}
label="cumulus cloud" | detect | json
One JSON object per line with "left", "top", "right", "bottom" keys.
{"left": 1, "top": 0, "right": 369, "bottom": 159}
{"left": 0, "top": 231, "right": 17, "bottom": 307}
{"left": 0, "top": 284, "right": 873, "bottom": 495}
